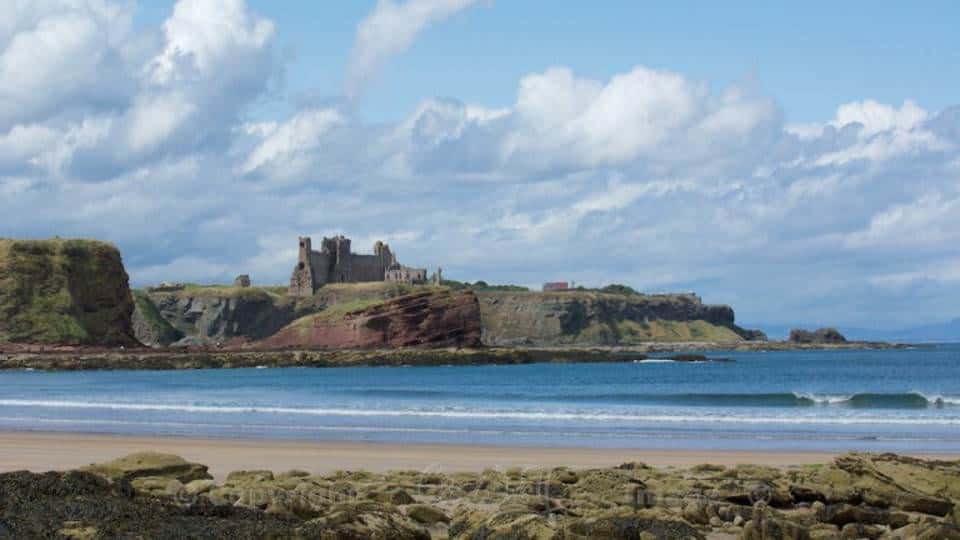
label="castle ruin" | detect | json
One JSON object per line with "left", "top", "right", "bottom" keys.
{"left": 289, "top": 235, "right": 428, "bottom": 297}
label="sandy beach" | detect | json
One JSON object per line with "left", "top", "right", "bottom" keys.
{"left": 4, "top": 430, "right": 955, "bottom": 481}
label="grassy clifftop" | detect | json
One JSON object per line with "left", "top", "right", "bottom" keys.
{"left": 0, "top": 238, "right": 137, "bottom": 345}
{"left": 477, "top": 290, "right": 746, "bottom": 345}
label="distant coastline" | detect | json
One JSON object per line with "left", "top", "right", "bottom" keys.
{"left": 0, "top": 341, "right": 909, "bottom": 371}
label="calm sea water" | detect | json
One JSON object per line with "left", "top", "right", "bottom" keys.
{"left": 1, "top": 345, "right": 958, "bottom": 452}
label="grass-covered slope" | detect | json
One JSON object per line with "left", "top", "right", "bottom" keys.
{"left": 477, "top": 290, "right": 747, "bottom": 346}
{"left": 0, "top": 238, "right": 137, "bottom": 345}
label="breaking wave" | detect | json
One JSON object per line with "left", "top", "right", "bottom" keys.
{"left": 309, "top": 390, "right": 960, "bottom": 408}
{"left": 0, "top": 398, "right": 959, "bottom": 425}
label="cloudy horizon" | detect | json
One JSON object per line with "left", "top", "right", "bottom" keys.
{"left": 2, "top": 1, "right": 958, "bottom": 330}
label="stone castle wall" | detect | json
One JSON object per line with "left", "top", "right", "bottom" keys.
{"left": 290, "top": 235, "right": 427, "bottom": 296}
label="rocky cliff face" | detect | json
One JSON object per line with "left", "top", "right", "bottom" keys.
{"left": 477, "top": 291, "right": 752, "bottom": 346}
{"left": 0, "top": 238, "right": 137, "bottom": 346}
{"left": 262, "top": 289, "right": 482, "bottom": 349}
{"left": 133, "top": 283, "right": 759, "bottom": 349}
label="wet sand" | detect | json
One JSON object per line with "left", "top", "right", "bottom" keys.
{"left": 1, "top": 430, "right": 937, "bottom": 481}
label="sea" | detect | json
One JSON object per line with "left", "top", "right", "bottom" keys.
{"left": 1, "top": 344, "right": 959, "bottom": 452}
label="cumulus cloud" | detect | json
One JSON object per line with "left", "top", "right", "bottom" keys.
{"left": 0, "top": 0, "right": 134, "bottom": 128}
{"left": 345, "top": 0, "right": 483, "bottom": 98}
{"left": 0, "top": 0, "right": 279, "bottom": 182}
{"left": 2, "top": 0, "right": 959, "bottom": 329}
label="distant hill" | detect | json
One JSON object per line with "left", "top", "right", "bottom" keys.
{"left": 746, "top": 319, "right": 959, "bottom": 343}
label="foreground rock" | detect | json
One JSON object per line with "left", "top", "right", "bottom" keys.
{"left": 1, "top": 452, "right": 958, "bottom": 538}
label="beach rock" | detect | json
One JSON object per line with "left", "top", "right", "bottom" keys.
{"left": 449, "top": 507, "right": 556, "bottom": 539}
{"left": 0, "top": 469, "right": 296, "bottom": 538}
{"left": 564, "top": 509, "right": 706, "bottom": 540}
{"left": 523, "top": 479, "right": 570, "bottom": 499}
{"left": 798, "top": 453, "right": 959, "bottom": 516}
{"left": 407, "top": 504, "right": 450, "bottom": 524}
{"left": 225, "top": 470, "right": 275, "bottom": 484}
{"left": 913, "top": 522, "right": 960, "bottom": 539}
{"left": 298, "top": 501, "right": 430, "bottom": 539}
{"left": 131, "top": 476, "right": 184, "bottom": 497}
{"left": 740, "top": 503, "right": 810, "bottom": 540}
{"left": 839, "top": 522, "right": 887, "bottom": 538}
{"left": 682, "top": 499, "right": 711, "bottom": 525}
{"left": 820, "top": 503, "right": 889, "bottom": 526}
{"left": 82, "top": 452, "right": 211, "bottom": 484}
{"left": 368, "top": 487, "right": 417, "bottom": 505}
{"left": 183, "top": 479, "right": 216, "bottom": 496}
{"left": 278, "top": 469, "right": 311, "bottom": 480}
{"left": 554, "top": 468, "right": 579, "bottom": 484}
{"left": 807, "top": 523, "right": 839, "bottom": 539}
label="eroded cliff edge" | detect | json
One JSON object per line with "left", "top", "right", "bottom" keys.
{"left": 0, "top": 238, "right": 137, "bottom": 346}
{"left": 133, "top": 284, "right": 758, "bottom": 349}
{"left": 261, "top": 289, "right": 482, "bottom": 349}
{"left": 477, "top": 291, "right": 758, "bottom": 346}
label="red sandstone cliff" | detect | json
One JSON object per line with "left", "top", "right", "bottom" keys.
{"left": 261, "top": 289, "right": 482, "bottom": 349}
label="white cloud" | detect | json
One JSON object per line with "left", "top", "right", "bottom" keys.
{"left": 0, "top": 0, "right": 134, "bottom": 128}
{"left": 345, "top": 0, "right": 483, "bottom": 98}
{"left": 125, "top": 94, "right": 196, "bottom": 153}
{"left": 833, "top": 99, "right": 928, "bottom": 137}
{"left": 240, "top": 108, "right": 345, "bottom": 177}
{"left": 2, "top": 0, "right": 960, "bottom": 328}
{"left": 149, "top": 0, "right": 275, "bottom": 84}
{"left": 845, "top": 193, "right": 960, "bottom": 250}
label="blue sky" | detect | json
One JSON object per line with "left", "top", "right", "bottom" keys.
{"left": 131, "top": 1, "right": 960, "bottom": 125}
{"left": 2, "top": 0, "right": 959, "bottom": 329}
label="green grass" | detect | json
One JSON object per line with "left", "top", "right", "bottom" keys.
{"left": 177, "top": 283, "right": 287, "bottom": 298}
{"left": 291, "top": 298, "right": 389, "bottom": 327}
{"left": 616, "top": 319, "right": 742, "bottom": 343}
{"left": 0, "top": 238, "right": 134, "bottom": 344}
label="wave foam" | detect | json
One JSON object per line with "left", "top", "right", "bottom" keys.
{"left": 1, "top": 399, "right": 959, "bottom": 425}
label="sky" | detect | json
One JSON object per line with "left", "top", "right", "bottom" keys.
{"left": 1, "top": 0, "right": 959, "bottom": 329}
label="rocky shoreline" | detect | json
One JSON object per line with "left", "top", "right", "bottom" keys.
{"left": 1, "top": 451, "right": 957, "bottom": 538}
{"left": 0, "top": 341, "right": 908, "bottom": 371}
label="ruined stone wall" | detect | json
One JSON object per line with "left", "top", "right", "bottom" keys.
{"left": 289, "top": 235, "right": 425, "bottom": 296}
{"left": 385, "top": 266, "right": 427, "bottom": 283}
{"left": 349, "top": 254, "right": 387, "bottom": 282}
{"left": 308, "top": 252, "right": 330, "bottom": 287}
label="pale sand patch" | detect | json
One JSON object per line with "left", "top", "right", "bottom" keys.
{"left": 1, "top": 431, "right": 955, "bottom": 481}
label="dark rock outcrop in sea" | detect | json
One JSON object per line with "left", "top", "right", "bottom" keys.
{"left": 789, "top": 327, "right": 847, "bottom": 344}
{"left": 1, "top": 452, "right": 958, "bottom": 538}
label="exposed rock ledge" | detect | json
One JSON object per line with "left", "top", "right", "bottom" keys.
{"left": 0, "top": 451, "right": 957, "bottom": 538}
{"left": 0, "top": 341, "right": 907, "bottom": 371}
{"left": 261, "top": 289, "right": 482, "bottom": 349}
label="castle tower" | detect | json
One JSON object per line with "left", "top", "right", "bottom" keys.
{"left": 289, "top": 236, "right": 316, "bottom": 297}
{"left": 324, "top": 235, "right": 353, "bottom": 283}
{"left": 298, "top": 237, "right": 312, "bottom": 262}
